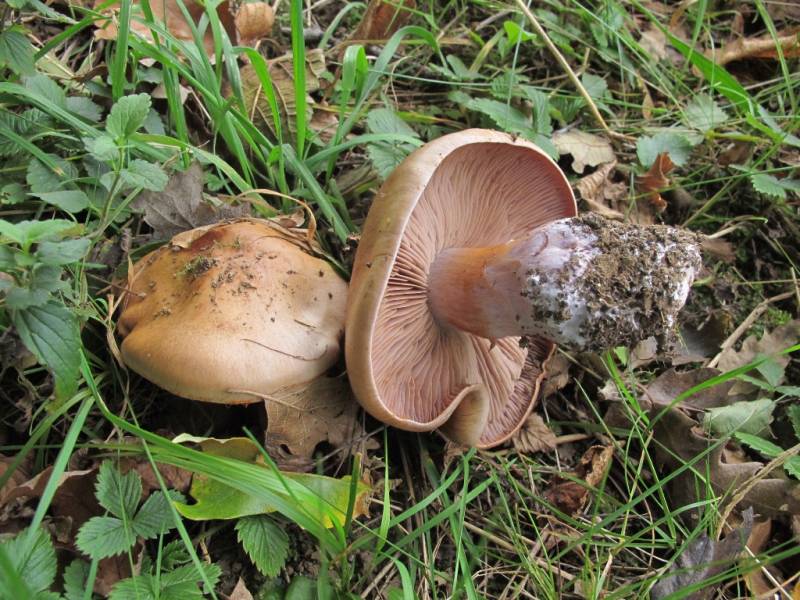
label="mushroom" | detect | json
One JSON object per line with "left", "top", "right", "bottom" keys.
{"left": 117, "top": 218, "right": 347, "bottom": 404}
{"left": 346, "top": 129, "right": 701, "bottom": 447}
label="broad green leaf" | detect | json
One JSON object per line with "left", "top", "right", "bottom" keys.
{"left": 172, "top": 436, "right": 370, "bottom": 527}
{"left": 66, "top": 96, "right": 103, "bottom": 122}
{"left": 133, "top": 490, "right": 183, "bottom": 539}
{"left": 0, "top": 27, "right": 35, "bottom": 75}
{"left": 86, "top": 135, "right": 118, "bottom": 161}
{"left": 8, "top": 219, "right": 77, "bottom": 245}
{"left": 62, "top": 560, "right": 91, "bottom": 600}
{"left": 30, "top": 264, "right": 67, "bottom": 293}
{"left": 0, "top": 526, "right": 57, "bottom": 595}
{"left": 109, "top": 574, "right": 158, "bottom": 600}
{"left": 35, "top": 238, "right": 91, "bottom": 266}
{"left": 235, "top": 515, "right": 289, "bottom": 577}
{"left": 11, "top": 301, "right": 80, "bottom": 400}
{"left": 684, "top": 94, "right": 728, "bottom": 132}
{"left": 366, "top": 143, "right": 412, "bottom": 180}
{"left": 581, "top": 73, "right": 608, "bottom": 101}
{"left": 285, "top": 576, "right": 317, "bottom": 600}
{"left": 106, "top": 94, "right": 152, "bottom": 140}
{"left": 520, "top": 86, "right": 553, "bottom": 135}
{"left": 0, "top": 245, "right": 15, "bottom": 268}
{"left": 704, "top": 398, "right": 774, "bottom": 437}
{"left": 4, "top": 285, "right": 50, "bottom": 310}
{"left": 1, "top": 182, "right": 26, "bottom": 205}
{"left": 503, "top": 20, "right": 536, "bottom": 43}
{"left": 160, "top": 563, "right": 221, "bottom": 600}
{"left": 26, "top": 155, "right": 78, "bottom": 194}
{"left": 755, "top": 355, "right": 785, "bottom": 388}
{"left": 31, "top": 190, "right": 90, "bottom": 213}
{"left": 96, "top": 460, "right": 142, "bottom": 519}
{"left": 120, "top": 159, "right": 169, "bottom": 191}
{"left": 735, "top": 432, "right": 800, "bottom": 479}
{"left": 637, "top": 131, "right": 694, "bottom": 167}
{"left": 24, "top": 75, "right": 66, "bottom": 108}
{"left": 366, "top": 108, "right": 418, "bottom": 137}
{"left": 75, "top": 516, "right": 137, "bottom": 560}
{"left": 464, "top": 97, "right": 532, "bottom": 135}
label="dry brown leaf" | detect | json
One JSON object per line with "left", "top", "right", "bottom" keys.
{"left": 552, "top": 130, "right": 616, "bottom": 174}
{"left": 513, "top": 414, "right": 557, "bottom": 454}
{"left": 132, "top": 163, "right": 250, "bottom": 239}
{"left": 234, "top": 2, "right": 275, "bottom": 47}
{"left": 709, "top": 30, "right": 800, "bottom": 67}
{"left": 352, "top": 0, "right": 416, "bottom": 42}
{"left": 671, "top": 313, "right": 731, "bottom": 366}
{"left": 265, "top": 375, "right": 362, "bottom": 460}
{"left": 636, "top": 152, "right": 674, "bottom": 212}
{"left": 541, "top": 352, "right": 571, "bottom": 398}
{"left": 229, "top": 578, "right": 255, "bottom": 600}
{"left": 639, "top": 26, "right": 668, "bottom": 62}
{"left": 743, "top": 518, "right": 776, "bottom": 598}
{"left": 544, "top": 445, "right": 613, "bottom": 515}
{"left": 574, "top": 161, "right": 627, "bottom": 220}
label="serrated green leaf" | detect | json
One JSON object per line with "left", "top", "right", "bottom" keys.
{"left": 31, "top": 190, "right": 90, "bottom": 213}
{"left": 735, "top": 432, "right": 800, "bottom": 480}
{"left": 11, "top": 301, "right": 80, "bottom": 400}
{"left": 1, "top": 182, "right": 26, "bottom": 205}
{"left": 106, "top": 93, "right": 152, "bottom": 140}
{"left": 96, "top": 461, "right": 142, "bottom": 519}
{"left": 26, "top": 156, "right": 78, "bottom": 194}
{"left": 750, "top": 173, "right": 799, "bottom": 199}
{"left": 366, "top": 108, "right": 418, "bottom": 137}
{"left": 465, "top": 97, "right": 532, "bottom": 135}
{"left": 786, "top": 457, "right": 800, "bottom": 480}
{"left": 133, "top": 490, "right": 183, "bottom": 539}
{"left": 704, "top": 398, "right": 774, "bottom": 437}
{"left": 0, "top": 27, "right": 35, "bottom": 75}
{"left": 235, "top": 515, "right": 289, "bottom": 577}
{"left": 120, "top": 160, "right": 168, "bottom": 191}
{"left": 161, "top": 563, "right": 221, "bottom": 599}
{"left": 63, "top": 559, "right": 91, "bottom": 600}
{"left": 24, "top": 75, "right": 66, "bottom": 108}
{"left": 581, "top": 73, "right": 608, "bottom": 101}
{"left": 35, "top": 238, "right": 90, "bottom": 266}
{"left": 0, "top": 526, "right": 57, "bottom": 595}
{"left": 684, "top": 93, "right": 728, "bottom": 132}
{"left": 109, "top": 574, "right": 158, "bottom": 600}
{"left": 75, "top": 516, "right": 137, "bottom": 560}
{"left": 85, "top": 135, "right": 118, "bottom": 161}
{"left": 4, "top": 285, "right": 50, "bottom": 310}
{"left": 636, "top": 131, "right": 694, "bottom": 167}
{"left": 7, "top": 219, "right": 77, "bottom": 246}
{"left": 366, "top": 143, "right": 411, "bottom": 180}
{"left": 66, "top": 96, "right": 103, "bottom": 122}
{"left": 519, "top": 86, "right": 552, "bottom": 135}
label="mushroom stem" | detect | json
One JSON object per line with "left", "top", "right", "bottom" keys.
{"left": 427, "top": 213, "right": 701, "bottom": 352}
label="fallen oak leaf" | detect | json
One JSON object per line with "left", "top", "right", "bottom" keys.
{"left": 172, "top": 435, "right": 370, "bottom": 528}
{"left": 544, "top": 445, "right": 613, "bottom": 515}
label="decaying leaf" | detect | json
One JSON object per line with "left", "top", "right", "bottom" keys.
{"left": 351, "top": 0, "right": 417, "bottom": 42}
{"left": 230, "top": 578, "right": 255, "bottom": 600}
{"left": 708, "top": 31, "right": 800, "bottom": 67}
{"left": 636, "top": 152, "right": 674, "bottom": 212}
{"left": 650, "top": 509, "right": 754, "bottom": 600}
{"left": 172, "top": 435, "right": 370, "bottom": 527}
{"left": 265, "top": 375, "right": 363, "bottom": 460}
{"left": 541, "top": 352, "right": 571, "bottom": 398}
{"left": 574, "top": 161, "right": 627, "bottom": 220}
{"left": 132, "top": 163, "right": 250, "bottom": 239}
{"left": 743, "top": 518, "right": 776, "bottom": 598}
{"left": 93, "top": 0, "right": 273, "bottom": 57}
{"left": 544, "top": 445, "right": 613, "bottom": 515}
{"left": 552, "top": 130, "right": 615, "bottom": 174}
{"left": 513, "top": 413, "right": 557, "bottom": 454}
{"left": 671, "top": 313, "right": 731, "bottom": 366}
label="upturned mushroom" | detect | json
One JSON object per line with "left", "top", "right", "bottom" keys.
{"left": 346, "top": 129, "right": 701, "bottom": 447}
{"left": 117, "top": 218, "right": 347, "bottom": 404}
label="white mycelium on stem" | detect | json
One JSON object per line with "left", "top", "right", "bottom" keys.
{"left": 428, "top": 213, "right": 701, "bottom": 352}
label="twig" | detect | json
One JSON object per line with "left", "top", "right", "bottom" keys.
{"left": 706, "top": 291, "right": 794, "bottom": 368}
{"left": 514, "top": 0, "right": 632, "bottom": 142}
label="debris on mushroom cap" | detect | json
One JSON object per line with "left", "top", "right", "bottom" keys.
{"left": 345, "top": 129, "right": 577, "bottom": 448}
{"left": 117, "top": 218, "right": 347, "bottom": 404}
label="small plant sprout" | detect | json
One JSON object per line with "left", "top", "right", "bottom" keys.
{"left": 346, "top": 129, "right": 702, "bottom": 447}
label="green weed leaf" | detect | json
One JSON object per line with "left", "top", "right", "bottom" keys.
{"left": 35, "top": 238, "right": 90, "bottom": 266}
{"left": 750, "top": 173, "right": 800, "bottom": 200}
{"left": 788, "top": 404, "right": 800, "bottom": 440}
{"left": 66, "top": 96, "right": 103, "bottom": 122}
{"left": 107, "top": 94, "right": 152, "bottom": 140}
{"left": 96, "top": 460, "right": 142, "bottom": 519}
{"left": 26, "top": 156, "right": 78, "bottom": 194}
{"left": 704, "top": 398, "right": 774, "bottom": 437}
{"left": 121, "top": 159, "right": 169, "bottom": 191}
{"left": 11, "top": 301, "right": 80, "bottom": 400}
{"left": 62, "top": 559, "right": 91, "bottom": 600}
{"left": 132, "top": 490, "right": 183, "bottom": 539}
{"left": 735, "top": 432, "right": 800, "bottom": 479}
{"left": 0, "top": 526, "right": 57, "bottom": 596}
{"left": 637, "top": 131, "right": 694, "bottom": 167}
{"left": 86, "top": 135, "right": 118, "bottom": 161}
{"left": 684, "top": 94, "right": 728, "bottom": 132}
{"left": 76, "top": 516, "right": 137, "bottom": 560}
{"left": 31, "top": 190, "right": 90, "bottom": 212}
{"left": 235, "top": 515, "right": 289, "bottom": 577}
{"left": 0, "top": 26, "right": 35, "bottom": 75}
{"left": 24, "top": 75, "right": 66, "bottom": 108}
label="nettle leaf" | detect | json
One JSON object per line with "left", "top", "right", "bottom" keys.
{"left": 106, "top": 93, "right": 152, "bottom": 140}
{"left": 750, "top": 173, "right": 800, "bottom": 200}
{"left": 636, "top": 131, "right": 694, "bottom": 167}
{"left": 62, "top": 559, "right": 91, "bottom": 600}
{"left": 24, "top": 74, "right": 66, "bottom": 108}
{"left": 0, "top": 526, "right": 58, "bottom": 595}
{"left": 66, "top": 96, "right": 103, "bottom": 122}
{"left": 735, "top": 432, "right": 800, "bottom": 480}
{"left": 0, "top": 26, "right": 35, "bottom": 75}
{"left": 85, "top": 135, "right": 118, "bottom": 162}
{"left": 133, "top": 490, "right": 184, "bottom": 539}
{"left": 120, "top": 160, "right": 169, "bottom": 192}
{"left": 31, "top": 190, "right": 90, "bottom": 213}
{"left": 684, "top": 93, "right": 728, "bottom": 132}
{"left": 75, "top": 516, "right": 137, "bottom": 560}
{"left": 96, "top": 461, "right": 142, "bottom": 519}
{"left": 11, "top": 301, "right": 80, "bottom": 400}
{"left": 35, "top": 238, "right": 91, "bottom": 266}
{"left": 235, "top": 515, "right": 289, "bottom": 577}
{"left": 703, "top": 398, "right": 774, "bottom": 437}
{"left": 26, "top": 155, "right": 78, "bottom": 194}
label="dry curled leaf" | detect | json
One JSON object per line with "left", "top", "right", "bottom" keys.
{"left": 234, "top": 2, "right": 275, "bottom": 47}
{"left": 229, "top": 578, "right": 255, "bottom": 600}
{"left": 544, "top": 445, "right": 613, "bottom": 515}
{"left": 743, "top": 518, "right": 776, "bottom": 598}
{"left": 513, "top": 413, "right": 557, "bottom": 454}
{"left": 636, "top": 152, "right": 674, "bottom": 212}
{"left": 132, "top": 163, "right": 250, "bottom": 239}
{"left": 352, "top": 0, "right": 416, "bottom": 42}
{"left": 574, "top": 161, "right": 627, "bottom": 220}
{"left": 265, "top": 376, "right": 363, "bottom": 461}
{"left": 552, "top": 130, "right": 616, "bottom": 174}
{"left": 708, "top": 30, "right": 800, "bottom": 67}
{"left": 650, "top": 509, "right": 754, "bottom": 600}
{"left": 541, "top": 353, "right": 571, "bottom": 398}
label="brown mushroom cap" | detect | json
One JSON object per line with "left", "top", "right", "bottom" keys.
{"left": 118, "top": 218, "right": 347, "bottom": 404}
{"left": 345, "top": 129, "right": 577, "bottom": 447}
